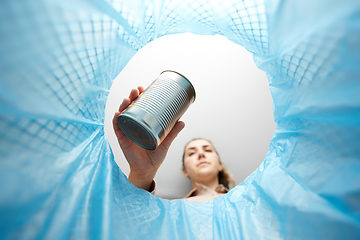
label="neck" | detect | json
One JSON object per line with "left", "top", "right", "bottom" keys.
{"left": 192, "top": 177, "right": 219, "bottom": 191}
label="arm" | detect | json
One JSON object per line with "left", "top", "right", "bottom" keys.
{"left": 112, "top": 86, "right": 185, "bottom": 191}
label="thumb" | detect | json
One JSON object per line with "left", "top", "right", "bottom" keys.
{"left": 160, "top": 121, "right": 185, "bottom": 150}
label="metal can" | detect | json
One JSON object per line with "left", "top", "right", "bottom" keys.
{"left": 117, "top": 70, "right": 196, "bottom": 150}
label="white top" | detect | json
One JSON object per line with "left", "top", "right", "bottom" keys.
{"left": 150, "top": 181, "right": 228, "bottom": 202}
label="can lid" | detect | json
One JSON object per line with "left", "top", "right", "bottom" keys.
{"left": 161, "top": 70, "right": 196, "bottom": 102}
{"left": 118, "top": 115, "right": 158, "bottom": 150}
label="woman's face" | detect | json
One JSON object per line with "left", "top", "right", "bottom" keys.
{"left": 183, "top": 139, "right": 223, "bottom": 182}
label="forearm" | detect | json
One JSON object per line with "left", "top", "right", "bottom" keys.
{"left": 128, "top": 170, "right": 156, "bottom": 192}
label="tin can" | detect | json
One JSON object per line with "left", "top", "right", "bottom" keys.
{"left": 117, "top": 70, "right": 196, "bottom": 150}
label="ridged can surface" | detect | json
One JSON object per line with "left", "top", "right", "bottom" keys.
{"left": 117, "top": 70, "right": 196, "bottom": 150}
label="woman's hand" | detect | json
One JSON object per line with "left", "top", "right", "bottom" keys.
{"left": 112, "top": 86, "right": 185, "bottom": 191}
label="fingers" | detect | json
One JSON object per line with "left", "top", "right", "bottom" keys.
{"left": 118, "top": 86, "right": 144, "bottom": 113}
{"left": 161, "top": 121, "right": 185, "bottom": 150}
{"left": 138, "top": 86, "right": 145, "bottom": 94}
{"left": 114, "top": 86, "right": 145, "bottom": 140}
{"left": 118, "top": 97, "right": 131, "bottom": 112}
{"left": 128, "top": 88, "right": 139, "bottom": 102}
{"left": 113, "top": 111, "right": 125, "bottom": 136}
{"left": 129, "top": 86, "right": 145, "bottom": 101}
{"left": 112, "top": 111, "right": 132, "bottom": 148}
{"left": 113, "top": 112, "right": 120, "bottom": 129}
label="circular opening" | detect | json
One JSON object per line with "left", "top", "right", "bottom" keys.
{"left": 118, "top": 115, "right": 157, "bottom": 150}
{"left": 105, "top": 33, "right": 276, "bottom": 198}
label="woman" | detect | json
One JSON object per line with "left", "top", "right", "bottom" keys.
{"left": 181, "top": 138, "right": 236, "bottom": 202}
{"left": 112, "top": 87, "right": 235, "bottom": 202}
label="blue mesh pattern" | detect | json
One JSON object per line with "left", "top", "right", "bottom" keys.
{"left": 1, "top": 0, "right": 360, "bottom": 239}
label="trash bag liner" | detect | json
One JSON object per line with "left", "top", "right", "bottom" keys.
{"left": 1, "top": 0, "right": 359, "bottom": 239}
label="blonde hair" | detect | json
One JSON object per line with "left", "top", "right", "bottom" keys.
{"left": 182, "top": 138, "right": 236, "bottom": 189}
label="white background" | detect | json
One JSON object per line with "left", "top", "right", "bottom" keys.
{"left": 104, "top": 33, "right": 276, "bottom": 199}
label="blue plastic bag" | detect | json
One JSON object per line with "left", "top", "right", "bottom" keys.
{"left": 1, "top": 0, "right": 359, "bottom": 239}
